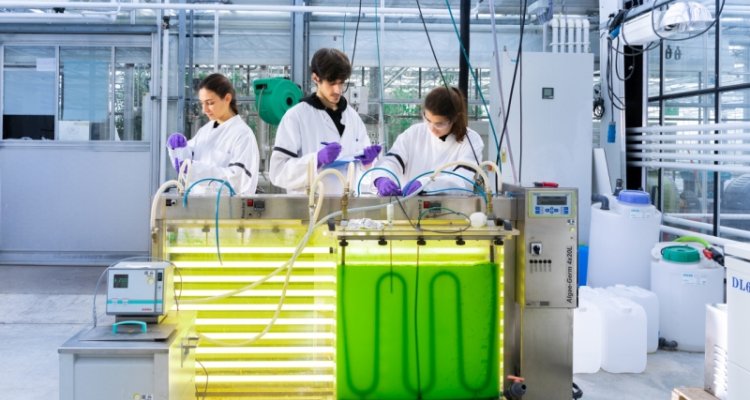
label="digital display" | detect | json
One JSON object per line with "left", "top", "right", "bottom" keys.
{"left": 113, "top": 274, "right": 129, "bottom": 289}
{"left": 537, "top": 195, "right": 568, "bottom": 206}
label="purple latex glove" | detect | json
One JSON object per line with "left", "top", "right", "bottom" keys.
{"left": 167, "top": 132, "right": 187, "bottom": 149}
{"left": 374, "top": 177, "right": 402, "bottom": 196}
{"left": 317, "top": 142, "right": 342, "bottom": 168}
{"left": 403, "top": 180, "right": 423, "bottom": 196}
{"left": 355, "top": 144, "right": 382, "bottom": 165}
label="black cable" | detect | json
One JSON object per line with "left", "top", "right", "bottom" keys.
{"left": 414, "top": 244, "right": 422, "bottom": 399}
{"left": 614, "top": 36, "right": 637, "bottom": 82}
{"left": 606, "top": 37, "right": 627, "bottom": 111}
{"left": 196, "top": 359, "right": 209, "bottom": 400}
{"left": 345, "top": 0, "right": 364, "bottom": 93}
{"left": 416, "top": 0, "right": 448, "bottom": 87}
{"left": 495, "top": 0, "right": 529, "bottom": 166}
{"left": 172, "top": 265, "right": 182, "bottom": 312}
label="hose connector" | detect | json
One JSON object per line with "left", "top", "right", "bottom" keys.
{"left": 591, "top": 193, "right": 610, "bottom": 210}
{"left": 503, "top": 375, "right": 526, "bottom": 399}
{"left": 340, "top": 192, "right": 349, "bottom": 221}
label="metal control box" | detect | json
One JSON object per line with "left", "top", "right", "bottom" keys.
{"left": 515, "top": 188, "right": 578, "bottom": 400}
{"left": 106, "top": 261, "right": 173, "bottom": 317}
{"left": 522, "top": 189, "right": 578, "bottom": 308}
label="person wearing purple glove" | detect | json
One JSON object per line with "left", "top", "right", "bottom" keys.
{"left": 403, "top": 180, "right": 423, "bottom": 196}
{"left": 167, "top": 132, "right": 189, "bottom": 172}
{"left": 374, "top": 177, "right": 402, "bottom": 196}
{"left": 167, "top": 73, "right": 260, "bottom": 195}
{"left": 317, "top": 142, "right": 342, "bottom": 168}
{"left": 372, "top": 86, "right": 484, "bottom": 197}
{"left": 269, "top": 48, "right": 371, "bottom": 194}
{"left": 354, "top": 144, "right": 382, "bottom": 166}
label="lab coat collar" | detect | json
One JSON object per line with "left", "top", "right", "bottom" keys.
{"left": 302, "top": 93, "right": 349, "bottom": 112}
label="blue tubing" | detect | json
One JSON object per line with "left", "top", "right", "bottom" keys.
{"left": 357, "top": 167, "right": 402, "bottom": 196}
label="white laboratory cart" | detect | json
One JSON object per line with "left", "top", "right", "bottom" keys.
{"left": 58, "top": 311, "right": 196, "bottom": 400}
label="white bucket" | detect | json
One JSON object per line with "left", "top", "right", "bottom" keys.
{"left": 606, "top": 285, "right": 660, "bottom": 353}
{"left": 574, "top": 287, "right": 603, "bottom": 373}
{"left": 591, "top": 287, "right": 647, "bottom": 373}
{"left": 587, "top": 191, "right": 662, "bottom": 289}
{"left": 650, "top": 242, "right": 725, "bottom": 352}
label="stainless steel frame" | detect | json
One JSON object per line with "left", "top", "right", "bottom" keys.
{"left": 151, "top": 186, "right": 577, "bottom": 399}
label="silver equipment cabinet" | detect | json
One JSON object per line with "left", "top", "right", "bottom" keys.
{"left": 58, "top": 311, "right": 196, "bottom": 400}
{"left": 512, "top": 187, "right": 578, "bottom": 400}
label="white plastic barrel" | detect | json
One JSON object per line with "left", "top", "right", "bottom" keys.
{"left": 592, "top": 288, "right": 648, "bottom": 373}
{"left": 650, "top": 242, "right": 725, "bottom": 352}
{"left": 574, "top": 287, "right": 603, "bottom": 373}
{"left": 587, "top": 190, "right": 662, "bottom": 289}
{"left": 606, "top": 285, "right": 659, "bottom": 353}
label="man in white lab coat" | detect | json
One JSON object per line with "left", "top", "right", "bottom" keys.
{"left": 269, "top": 48, "right": 380, "bottom": 194}
{"left": 373, "top": 86, "right": 484, "bottom": 196}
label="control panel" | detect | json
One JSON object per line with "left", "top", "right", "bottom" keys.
{"left": 528, "top": 191, "right": 575, "bottom": 218}
{"left": 521, "top": 189, "right": 578, "bottom": 308}
{"left": 106, "top": 261, "right": 173, "bottom": 317}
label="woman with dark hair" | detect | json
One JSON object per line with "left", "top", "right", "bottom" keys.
{"left": 269, "top": 48, "right": 379, "bottom": 194}
{"left": 167, "top": 73, "right": 260, "bottom": 195}
{"left": 373, "top": 86, "right": 484, "bottom": 196}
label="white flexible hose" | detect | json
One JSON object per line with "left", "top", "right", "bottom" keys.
{"left": 308, "top": 167, "right": 348, "bottom": 208}
{"left": 197, "top": 186, "right": 325, "bottom": 347}
{"left": 480, "top": 160, "right": 503, "bottom": 194}
{"left": 150, "top": 179, "right": 182, "bottom": 236}
{"left": 430, "top": 160, "right": 492, "bottom": 196}
{"left": 177, "top": 158, "right": 192, "bottom": 193}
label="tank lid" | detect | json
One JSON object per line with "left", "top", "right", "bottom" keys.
{"left": 617, "top": 190, "right": 651, "bottom": 205}
{"left": 662, "top": 245, "right": 701, "bottom": 263}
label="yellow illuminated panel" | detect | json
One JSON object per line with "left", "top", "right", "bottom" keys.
{"left": 167, "top": 222, "right": 338, "bottom": 399}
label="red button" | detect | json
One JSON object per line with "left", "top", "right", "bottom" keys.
{"left": 246, "top": 199, "right": 254, "bottom": 207}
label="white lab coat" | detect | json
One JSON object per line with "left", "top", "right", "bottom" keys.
{"left": 172, "top": 114, "right": 260, "bottom": 196}
{"left": 269, "top": 98, "right": 371, "bottom": 194}
{"left": 373, "top": 122, "right": 484, "bottom": 194}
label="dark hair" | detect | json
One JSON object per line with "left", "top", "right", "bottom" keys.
{"left": 423, "top": 86, "right": 468, "bottom": 142}
{"left": 198, "top": 73, "right": 238, "bottom": 115}
{"left": 310, "top": 48, "right": 352, "bottom": 83}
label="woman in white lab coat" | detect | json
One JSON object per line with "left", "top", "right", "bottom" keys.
{"left": 269, "top": 48, "right": 380, "bottom": 194}
{"left": 373, "top": 86, "right": 484, "bottom": 196}
{"left": 167, "top": 73, "right": 260, "bottom": 196}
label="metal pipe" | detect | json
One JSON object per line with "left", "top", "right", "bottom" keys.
{"left": 627, "top": 121, "right": 750, "bottom": 133}
{"left": 628, "top": 133, "right": 750, "bottom": 141}
{"left": 213, "top": 12, "right": 219, "bottom": 72}
{"left": 177, "top": 1, "right": 187, "bottom": 135}
{"left": 458, "top": 0, "right": 470, "bottom": 101}
{"left": 627, "top": 143, "right": 750, "bottom": 151}
{"left": 662, "top": 215, "right": 750, "bottom": 242}
{"left": 159, "top": 14, "right": 170, "bottom": 185}
{"left": 632, "top": 152, "right": 750, "bottom": 162}
{"left": 660, "top": 224, "right": 746, "bottom": 247}
{"left": 630, "top": 161, "right": 750, "bottom": 174}
{"left": 668, "top": 213, "right": 750, "bottom": 221}
{"left": 0, "top": 2, "right": 455, "bottom": 16}
{"left": 0, "top": 12, "right": 115, "bottom": 23}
